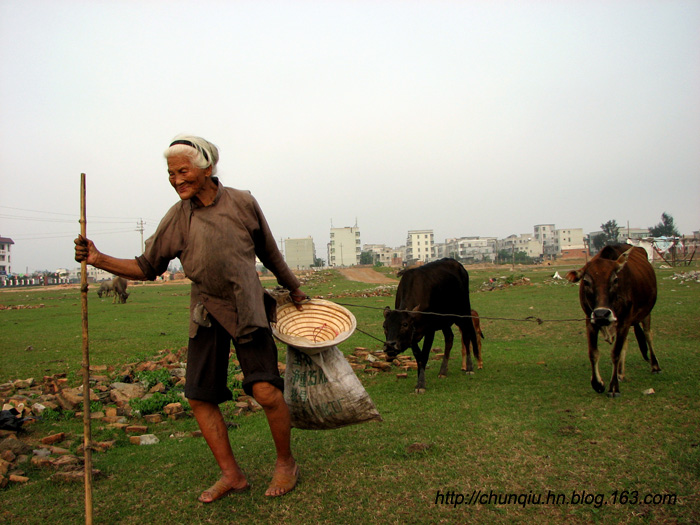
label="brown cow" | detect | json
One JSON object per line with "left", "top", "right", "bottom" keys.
{"left": 459, "top": 309, "right": 484, "bottom": 373}
{"left": 566, "top": 244, "right": 660, "bottom": 396}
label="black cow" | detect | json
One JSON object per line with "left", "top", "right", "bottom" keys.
{"left": 566, "top": 244, "right": 660, "bottom": 396}
{"left": 383, "top": 258, "right": 480, "bottom": 393}
{"left": 112, "top": 276, "right": 129, "bottom": 304}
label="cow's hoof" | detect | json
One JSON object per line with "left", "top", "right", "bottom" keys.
{"left": 464, "top": 370, "right": 475, "bottom": 375}
{"left": 652, "top": 369, "right": 662, "bottom": 374}
{"left": 592, "top": 380, "right": 605, "bottom": 394}
{"left": 438, "top": 374, "right": 447, "bottom": 379}
{"left": 607, "top": 391, "right": 621, "bottom": 398}
{"left": 414, "top": 388, "right": 426, "bottom": 395}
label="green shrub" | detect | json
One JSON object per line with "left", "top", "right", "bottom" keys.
{"left": 136, "top": 368, "right": 172, "bottom": 390}
{"left": 227, "top": 360, "right": 243, "bottom": 393}
{"left": 41, "top": 408, "right": 62, "bottom": 422}
{"left": 129, "top": 389, "right": 184, "bottom": 416}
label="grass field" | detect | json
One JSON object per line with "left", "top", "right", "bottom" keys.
{"left": 1, "top": 262, "right": 699, "bottom": 524}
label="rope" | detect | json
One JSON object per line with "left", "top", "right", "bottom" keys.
{"left": 332, "top": 301, "right": 586, "bottom": 325}
{"left": 354, "top": 326, "right": 387, "bottom": 344}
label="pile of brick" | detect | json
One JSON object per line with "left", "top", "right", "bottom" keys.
{"left": 478, "top": 276, "right": 531, "bottom": 292}
{"left": 0, "top": 347, "right": 263, "bottom": 489}
{"left": 345, "top": 347, "right": 418, "bottom": 380}
{"left": 670, "top": 271, "right": 700, "bottom": 283}
{"left": 0, "top": 304, "right": 46, "bottom": 310}
{"left": 0, "top": 344, "right": 417, "bottom": 488}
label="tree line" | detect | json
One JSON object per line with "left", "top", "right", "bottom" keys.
{"left": 594, "top": 212, "right": 681, "bottom": 251}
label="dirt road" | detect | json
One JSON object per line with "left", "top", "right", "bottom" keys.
{"left": 337, "top": 267, "right": 398, "bottom": 284}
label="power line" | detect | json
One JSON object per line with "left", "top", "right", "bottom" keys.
{"left": 0, "top": 205, "right": 160, "bottom": 223}
{"left": 10, "top": 228, "right": 139, "bottom": 241}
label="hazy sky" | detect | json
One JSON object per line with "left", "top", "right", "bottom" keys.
{"left": 1, "top": 0, "right": 698, "bottom": 274}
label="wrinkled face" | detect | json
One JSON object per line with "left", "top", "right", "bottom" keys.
{"left": 579, "top": 260, "right": 623, "bottom": 327}
{"left": 383, "top": 308, "right": 415, "bottom": 358}
{"left": 167, "top": 154, "right": 213, "bottom": 205}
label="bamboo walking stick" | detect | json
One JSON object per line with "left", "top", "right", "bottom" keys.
{"left": 80, "top": 173, "right": 94, "bottom": 524}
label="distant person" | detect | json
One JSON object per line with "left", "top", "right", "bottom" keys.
{"left": 75, "top": 134, "right": 307, "bottom": 502}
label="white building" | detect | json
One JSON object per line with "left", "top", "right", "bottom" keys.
{"left": 363, "top": 244, "right": 404, "bottom": 267}
{"left": 283, "top": 237, "right": 316, "bottom": 270}
{"left": 405, "top": 230, "right": 434, "bottom": 264}
{"left": 71, "top": 266, "right": 115, "bottom": 283}
{"left": 499, "top": 234, "right": 543, "bottom": 259}
{"left": 437, "top": 237, "right": 498, "bottom": 263}
{"left": 328, "top": 224, "right": 361, "bottom": 267}
{"left": 554, "top": 228, "right": 586, "bottom": 256}
{"left": 0, "top": 236, "right": 14, "bottom": 277}
{"left": 534, "top": 224, "right": 557, "bottom": 257}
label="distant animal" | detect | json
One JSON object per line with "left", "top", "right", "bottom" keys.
{"left": 566, "top": 244, "right": 660, "bottom": 397}
{"left": 383, "top": 258, "right": 480, "bottom": 393}
{"left": 97, "top": 281, "right": 113, "bottom": 298}
{"left": 112, "top": 276, "right": 129, "bottom": 304}
{"left": 460, "top": 309, "right": 484, "bottom": 373}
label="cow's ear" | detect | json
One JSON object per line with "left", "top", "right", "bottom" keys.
{"left": 566, "top": 269, "right": 583, "bottom": 283}
{"left": 409, "top": 304, "right": 422, "bottom": 318}
{"left": 615, "top": 250, "right": 631, "bottom": 273}
{"left": 383, "top": 306, "right": 391, "bottom": 318}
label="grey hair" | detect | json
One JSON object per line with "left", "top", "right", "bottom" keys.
{"left": 164, "top": 134, "right": 220, "bottom": 175}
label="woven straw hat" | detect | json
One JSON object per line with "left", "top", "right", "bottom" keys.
{"left": 271, "top": 299, "right": 356, "bottom": 354}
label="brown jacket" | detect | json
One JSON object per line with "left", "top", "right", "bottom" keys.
{"left": 136, "top": 179, "right": 300, "bottom": 340}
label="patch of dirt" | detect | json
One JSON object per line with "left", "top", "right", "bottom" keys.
{"left": 337, "top": 267, "right": 398, "bottom": 284}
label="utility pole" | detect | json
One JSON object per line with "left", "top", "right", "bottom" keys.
{"left": 136, "top": 219, "right": 145, "bottom": 253}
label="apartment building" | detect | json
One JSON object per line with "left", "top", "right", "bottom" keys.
{"left": 328, "top": 225, "right": 361, "bottom": 267}
{"left": 405, "top": 230, "right": 434, "bottom": 264}
{"left": 498, "top": 234, "right": 543, "bottom": 259}
{"left": 363, "top": 244, "right": 404, "bottom": 267}
{"left": 553, "top": 228, "right": 587, "bottom": 258}
{"left": 0, "top": 236, "right": 14, "bottom": 276}
{"left": 436, "top": 237, "right": 498, "bottom": 263}
{"left": 283, "top": 236, "right": 316, "bottom": 270}
{"left": 534, "top": 224, "right": 558, "bottom": 257}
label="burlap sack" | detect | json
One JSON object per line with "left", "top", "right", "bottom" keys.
{"left": 284, "top": 345, "right": 382, "bottom": 430}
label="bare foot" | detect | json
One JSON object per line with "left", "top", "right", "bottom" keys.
{"left": 198, "top": 478, "right": 250, "bottom": 503}
{"left": 265, "top": 463, "right": 299, "bottom": 497}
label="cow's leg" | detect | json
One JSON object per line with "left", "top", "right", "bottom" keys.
{"left": 618, "top": 337, "right": 629, "bottom": 382}
{"left": 608, "top": 325, "right": 631, "bottom": 397}
{"left": 586, "top": 322, "right": 605, "bottom": 393}
{"left": 634, "top": 316, "right": 661, "bottom": 373}
{"left": 459, "top": 326, "right": 470, "bottom": 372}
{"left": 412, "top": 332, "right": 434, "bottom": 394}
{"left": 438, "top": 328, "right": 453, "bottom": 378}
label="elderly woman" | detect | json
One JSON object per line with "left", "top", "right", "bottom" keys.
{"left": 75, "top": 135, "right": 306, "bottom": 501}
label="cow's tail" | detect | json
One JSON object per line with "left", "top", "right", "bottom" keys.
{"left": 460, "top": 310, "right": 480, "bottom": 362}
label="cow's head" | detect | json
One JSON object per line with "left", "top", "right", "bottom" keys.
{"left": 382, "top": 305, "right": 421, "bottom": 359}
{"left": 566, "top": 249, "right": 631, "bottom": 329}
